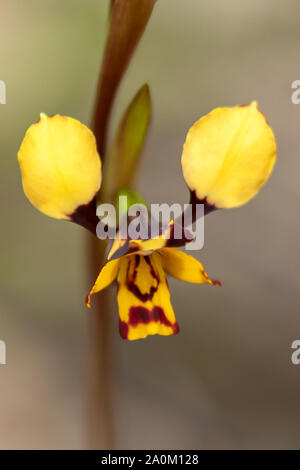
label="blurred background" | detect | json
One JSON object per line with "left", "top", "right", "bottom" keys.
{"left": 0, "top": 0, "right": 300, "bottom": 449}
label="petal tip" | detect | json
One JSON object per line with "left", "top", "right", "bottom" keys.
{"left": 85, "top": 295, "right": 91, "bottom": 308}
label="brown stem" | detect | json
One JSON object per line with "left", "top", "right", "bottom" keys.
{"left": 86, "top": 235, "right": 113, "bottom": 449}
{"left": 86, "top": 0, "right": 155, "bottom": 450}
{"left": 92, "top": 0, "right": 156, "bottom": 156}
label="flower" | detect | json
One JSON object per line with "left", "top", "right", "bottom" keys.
{"left": 17, "top": 102, "right": 276, "bottom": 340}
{"left": 86, "top": 221, "right": 221, "bottom": 340}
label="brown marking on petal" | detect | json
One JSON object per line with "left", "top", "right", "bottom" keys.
{"left": 129, "top": 305, "right": 179, "bottom": 334}
{"left": 144, "top": 255, "right": 156, "bottom": 277}
{"left": 166, "top": 221, "right": 194, "bottom": 248}
{"left": 119, "top": 320, "right": 129, "bottom": 339}
{"left": 134, "top": 254, "right": 141, "bottom": 268}
{"left": 190, "top": 190, "right": 216, "bottom": 217}
{"left": 127, "top": 245, "right": 141, "bottom": 255}
{"left": 129, "top": 306, "right": 152, "bottom": 325}
{"left": 211, "top": 279, "right": 222, "bottom": 286}
{"left": 69, "top": 195, "right": 99, "bottom": 234}
{"left": 126, "top": 255, "right": 159, "bottom": 302}
{"left": 128, "top": 240, "right": 145, "bottom": 251}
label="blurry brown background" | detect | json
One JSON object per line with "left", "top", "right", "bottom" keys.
{"left": 0, "top": 0, "right": 300, "bottom": 449}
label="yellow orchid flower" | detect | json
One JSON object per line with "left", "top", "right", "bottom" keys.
{"left": 17, "top": 102, "right": 276, "bottom": 341}
{"left": 86, "top": 222, "right": 221, "bottom": 340}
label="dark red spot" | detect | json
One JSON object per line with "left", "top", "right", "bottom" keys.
{"left": 212, "top": 279, "right": 222, "bottom": 286}
{"left": 129, "top": 306, "right": 179, "bottom": 335}
{"left": 119, "top": 321, "right": 129, "bottom": 339}
{"left": 130, "top": 306, "right": 151, "bottom": 325}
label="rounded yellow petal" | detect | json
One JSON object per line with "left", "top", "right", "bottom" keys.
{"left": 181, "top": 102, "right": 276, "bottom": 208}
{"left": 18, "top": 113, "right": 101, "bottom": 219}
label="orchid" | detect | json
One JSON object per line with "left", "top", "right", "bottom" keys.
{"left": 17, "top": 101, "right": 276, "bottom": 340}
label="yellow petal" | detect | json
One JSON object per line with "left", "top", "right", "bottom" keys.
{"left": 181, "top": 102, "right": 276, "bottom": 208}
{"left": 160, "top": 247, "right": 220, "bottom": 285}
{"left": 127, "top": 237, "right": 168, "bottom": 255}
{"left": 107, "top": 231, "right": 168, "bottom": 262}
{"left": 18, "top": 113, "right": 101, "bottom": 219}
{"left": 86, "top": 258, "right": 121, "bottom": 308}
{"left": 107, "top": 221, "right": 190, "bottom": 261}
{"left": 117, "top": 253, "right": 179, "bottom": 340}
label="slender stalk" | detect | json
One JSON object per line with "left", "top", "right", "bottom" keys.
{"left": 86, "top": 236, "right": 113, "bottom": 449}
{"left": 92, "top": 0, "right": 156, "bottom": 157}
{"left": 85, "top": 0, "right": 156, "bottom": 449}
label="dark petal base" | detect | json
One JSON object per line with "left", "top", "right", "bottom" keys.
{"left": 68, "top": 196, "right": 99, "bottom": 235}
{"left": 190, "top": 190, "right": 217, "bottom": 218}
